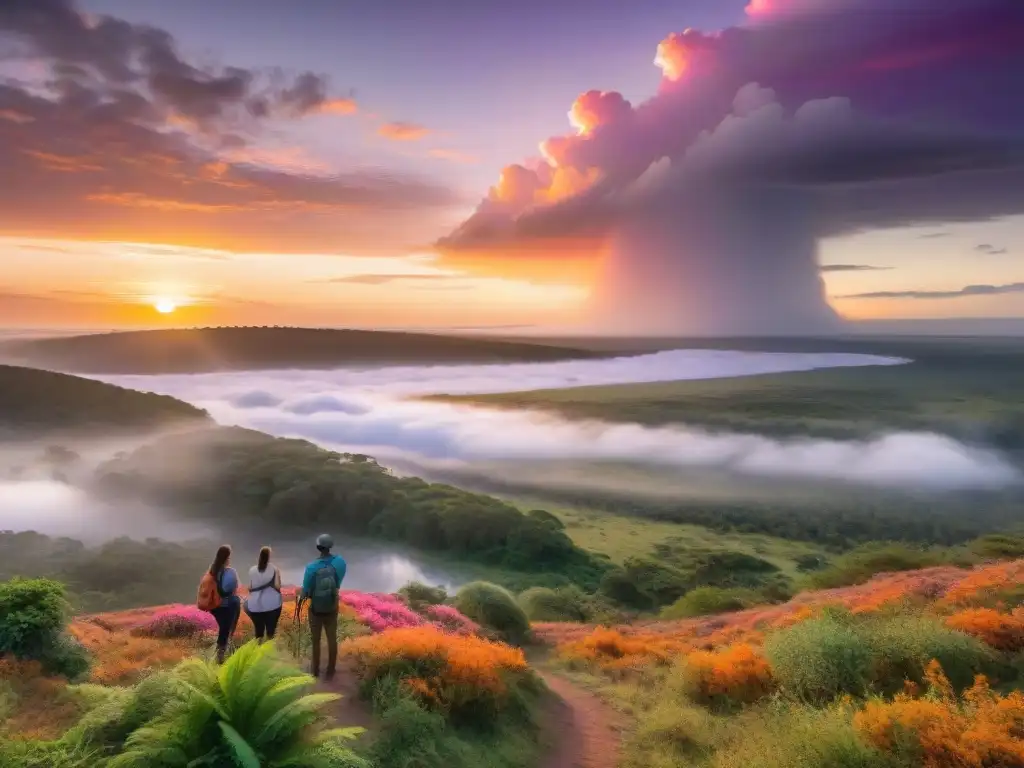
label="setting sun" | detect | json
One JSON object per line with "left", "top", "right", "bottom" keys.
{"left": 153, "top": 298, "right": 178, "bottom": 314}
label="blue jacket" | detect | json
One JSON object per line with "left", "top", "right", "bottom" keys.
{"left": 300, "top": 554, "right": 346, "bottom": 600}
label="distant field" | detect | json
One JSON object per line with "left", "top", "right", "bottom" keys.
{"left": 509, "top": 497, "right": 827, "bottom": 578}
{"left": 438, "top": 336, "right": 1024, "bottom": 448}
{"left": 1, "top": 326, "right": 602, "bottom": 374}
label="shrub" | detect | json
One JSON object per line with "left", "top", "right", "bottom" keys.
{"left": 765, "top": 615, "right": 873, "bottom": 703}
{"left": 526, "top": 509, "right": 565, "bottom": 530}
{"left": 105, "top": 640, "right": 362, "bottom": 767}
{"left": 712, "top": 701, "right": 892, "bottom": 768}
{"left": 969, "top": 533, "right": 1024, "bottom": 560}
{"left": 342, "top": 625, "right": 531, "bottom": 726}
{"left": 368, "top": 693, "right": 448, "bottom": 768}
{"left": 809, "top": 544, "right": 945, "bottom": 590}
{"left": 36, "top": 634, "right": 91, "bottom": 681}
{"left": 854, "top": 661, "right": 1024, "bottom": 767}
{"left": 862, "top": 615, "right": 993, "bottom": 695}
{"left": 661, "top": 587, "right": 756, "bottom": 619}
{"left": 132, "top": 605, "right": 217, "bottom": 639}
{"left": 397, "top": 582, "right": 448, "bottom": 611}
{"left": 0, "top": 578, "right": 89, "bottom": 679}
{"left": 0, "top": 578, "right": 67, "bottom": 659}
{"left": 945, "top": 607, "right": 1024, "bottom": 652}
{"left": 681, "top": 644, "right": 774, "bottom": 709}
{"left": 454, "top": 582, "right": 530, "bottom": 644}
{"left": 625, "top": 693, "right": 717, "bottom": 767}
{"left": 518, "top": 586, "right": 589, "bottom": 622}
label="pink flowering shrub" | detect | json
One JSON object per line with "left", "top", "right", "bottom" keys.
{"left": 425, "top": 604, "right": 480, "bottom": 635}
{"left": 337, "top": 591, "right": 480, "bottom": 635}
{"left": 340, "top": 591, "right": 425, "bottom": 633}
{"left": 134, "top": 605, "right": 217, "bottom": 638}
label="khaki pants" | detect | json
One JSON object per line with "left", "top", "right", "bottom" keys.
{"left": 308, "top": 610, "right": 338, "bottom": 677}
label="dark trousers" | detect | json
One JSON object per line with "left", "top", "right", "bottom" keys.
{"left": 211, "top": 602, "right": 240, "bottom": 655}
{"left": 308, "top": 610, "right": 338, "bottom": 677}
{"left": 246, "top": 607, "right": 282, "bottom": 640}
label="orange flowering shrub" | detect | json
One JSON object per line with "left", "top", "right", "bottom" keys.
{"left": 942, "top": 560, "right": 1024, "bottom": 607}
{"left": 557, "top": 627, "right": 690, "bottom": 672}
{"left": 855, "top": 661, "right": 1024, "bottom": 767}
{"left": 0, "top": 659, "right": 81, "bottom": 741}
{"left": 342, "top": 626, "right": 531, "bottom": 722}
{"left": 70, "top": 619, "right": 196, "bottom": 685}
{"left": 682, "top": 643, "right": 774, "bottom": 707}
{"left": 945, "top": 607, "right": 1024, "bottom": 652}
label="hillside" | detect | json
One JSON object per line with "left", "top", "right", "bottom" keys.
{"left": 0, "top": 364, "right": 209, "bottom": 437}
{"left": 2, "top": 326, "right": 601, "bottom": 374}
{"left": 3, "top": 557, "right": 1023, "bottom": 768}
{"left": 439, "top": 336, "right": 1024, "bottom": 449}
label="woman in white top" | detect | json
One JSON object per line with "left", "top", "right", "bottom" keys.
{"left": 244, "top": 546, "right": 283, "bottom": 641}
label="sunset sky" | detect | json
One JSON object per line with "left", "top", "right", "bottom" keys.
{"left": 1, "top": 0, "right": 1022, "bottom": 332}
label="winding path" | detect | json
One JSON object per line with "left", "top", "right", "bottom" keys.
{"left": 318, "top": 661, "right": 625, "bottom": 768}
{"left": 538, "top": 670, "right": 625, "bottom": 768}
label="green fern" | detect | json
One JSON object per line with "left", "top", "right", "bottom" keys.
{"left": 107, "top": 640, "right": 360, "bottom": 768}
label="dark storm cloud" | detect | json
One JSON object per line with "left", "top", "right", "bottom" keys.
{"left": 844, "top": 283, "right": 1024, "bottom": 300}
{"left": 436, "top": 0, "right": 1024, "bottom": 334}
{"left": 0, "top": 0, "right": 460, "bottom": 252}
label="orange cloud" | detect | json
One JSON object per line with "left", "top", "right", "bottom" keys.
{"left": 429, "top": 148, "right": 479, "bottom": 164}
{"left": 317, "top": 97, "right": 358, "bottom": 115}
{"left": 86, "top": 192, "right": 245, "bottom": 214}
{"left": 568, "top": 90, "right": 632, "bottom": 135}
{"left": 0, "top": 109, "right": 33, "bottom": 124}
{"left": 654, "top": 29, "right": 718, "bottom": 81}
{"left": 23, "top": 150, "right": 103, "bottom": 173}
{"left": 378, "top": 121, "right": 431, "bottom": 141}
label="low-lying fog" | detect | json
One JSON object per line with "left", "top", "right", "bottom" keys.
{"left": 4, "top": 348, "right": 1020, "bottom": 595}
{"left": 97, "top": 349, "right": 1018, "bottom": 491}
{"left": 0, "top": 478, "right": 465, "bottom": 591}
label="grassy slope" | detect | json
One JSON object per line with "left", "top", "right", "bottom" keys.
{"left": 437, "top": 336, "right": 1024, "bottom": 445}
{"left": 0, "top": 364, "right": 209, "bottom": 436}
{"left": 511, "top": 497, "right": 826, "bottom": 579}
{"left": 3, "top": 326, "right": 601, "bottom": 374}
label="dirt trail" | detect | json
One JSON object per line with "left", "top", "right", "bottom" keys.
{"left": 538, "top": 670, "right": 625, "bottom": 768}
{"left": 316, "top": 659, "right": 625, "bottom": 768}
{"left": 317, "top": 663, "right": 377, "bottom": 742}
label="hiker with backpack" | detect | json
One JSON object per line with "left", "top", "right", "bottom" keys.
{"left": 298, "top": 533, "right": 347, "bottom": 680}
{"left": 196, "top": 544, "right": 241, "bottom": 663}
{"left": 244, "top": 546, "right": 283, "bottom": 642}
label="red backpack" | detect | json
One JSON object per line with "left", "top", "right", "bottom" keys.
{"left": 197, "top": 571, "right": 222, "bottom": 612}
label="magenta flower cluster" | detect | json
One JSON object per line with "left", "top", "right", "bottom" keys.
{"left": 338, "top": 591, "right": 479, "bottom": 635}
{"left": 340, "top": 591, "right": 424, "bottom": 633}
{"left": 136, "top": 605, "right": 218, "bottom": 638}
